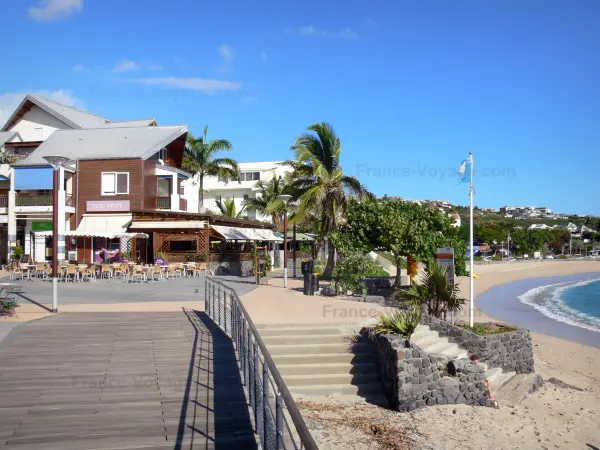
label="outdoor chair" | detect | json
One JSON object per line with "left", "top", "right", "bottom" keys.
{"left": 81, "top": 265, "right": 96, "bottom": 282}
{"left": 151, "top": 265, "right": 164, "bottom": 282}
{"left": 100, "top": 264, "right": 112, "bottom": 280}
{"left": 35, "top": 263, "right": 46, "bottom": 278}
{"left": 130, "top": 265, "right": 146, "bottom": 283}
{"left": 193, "top": 263, "right": 207, "bottom": 277}
{"left": 168, "top": 264, "right": 183, "bottom": 279}
{"left": 113, "top": 263, "right": 129, "bottom": 281}
{"left": 64, "top": 264, "right": 78, "bottom": 283}
{"left": 10, "top": 265, "right": 24, "bottom": 281}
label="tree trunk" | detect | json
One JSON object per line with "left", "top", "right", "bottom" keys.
{"left": 322, "top": 241, "right": 335, "bottom": 280}
{"left": 199, "top": 175, "right": 204, "bottom": 210}
{"left": 394, "top": 252, "right": 403, "bottom": 288}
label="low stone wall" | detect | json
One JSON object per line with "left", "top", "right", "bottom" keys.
{"left": 209, "top": 261, "right": 253, "bottom": 277}
{"left": 363, "top": 330, "right": 492, "bottom": 412}
{"left": 421, "top": 315, "right": 535, "bottom": 373}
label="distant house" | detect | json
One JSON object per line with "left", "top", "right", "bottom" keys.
{"left": 450, "top": 212, "right": 461, "bottom": 228}
{"left": 528, "top": 224, "right": 551, "bottom": 230}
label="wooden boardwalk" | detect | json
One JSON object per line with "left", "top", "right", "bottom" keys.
{"left": 0, "top": 311, "right": 257, "bottom": 450}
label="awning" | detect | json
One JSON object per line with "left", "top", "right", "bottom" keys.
{"left": 130, "top": 220, "right": 206, "bottom": 229}
{"left": 275, "top": 231, "right": 315, "bottom": 241}
{"left": 255, "top": 229, "right": 283, "bottom": 242}
{"left": 33, "top": 230, "right": 148, "bottom": 239}
{"left": 211, "top": 225, "right": 280, "bottom": 241}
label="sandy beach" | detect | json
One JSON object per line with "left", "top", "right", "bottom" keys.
{"left": 300, "top": 261, "right": 600, "bottom": 450}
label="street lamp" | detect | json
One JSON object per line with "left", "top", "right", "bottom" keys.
{"left": 277, "top": 194, "right": 292, "bottom": 288}
{"left": 507, "top": 234, "right": 511, "bottom": 261}
{"left": 43, "top": 155, "right": 71, "bottom": 313}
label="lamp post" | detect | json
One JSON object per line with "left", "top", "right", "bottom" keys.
{"left": 277, "top": 195, "right": 292, "bottom": 288}
{"left": 507, "top": 234, "right": 511, "bottom": 261}
{"left": 43, "top": 155, "right": 70, "bottom": 313}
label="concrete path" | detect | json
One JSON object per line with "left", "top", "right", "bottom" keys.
{"left": 240, "top": 276, "right": 389, "bottom": 325}
{"left": 0, "top": 311, "right": 257, "bottom": 449}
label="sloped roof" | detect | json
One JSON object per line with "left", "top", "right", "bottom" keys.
{"left": 96, "top": 119, "right": 157, "bottom": 128}
{"left": 12, "top": 126, "right": 187, "bottom": 167}
{"left": 0, "top": 131, "right": 22, "bottom": 147}
{"left": 2, "top": 95, "right": 158, "bottom": 132}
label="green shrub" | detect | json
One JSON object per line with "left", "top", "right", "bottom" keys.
{"left": 492, "top": 255, "right": 502, "bottom": 261}
{"left": 10, "top": 245, "right": 24, "bottom": 262}
{"left": 332, "top": 253, "right": 388, "bottom": 296}
{"left": 372, "top": 308, "right": 422, "bottom": 339}
{"left": 457, "top": 322, "right": 517, "bottom": 335}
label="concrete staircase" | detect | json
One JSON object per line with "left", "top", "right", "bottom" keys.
{"left": 256, "top": 322, "right": 386, "bottom": 403}
{"left": 412, "top": 325, "right": 517, "bottom": 399}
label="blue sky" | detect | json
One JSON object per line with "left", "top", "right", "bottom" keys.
{"left": 2, "top": 0, "right": 600, "bottom": 215}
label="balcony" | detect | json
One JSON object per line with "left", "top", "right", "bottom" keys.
{"left": 156, "top": 197, "right": 171, "bottom": 210}
{"left": 66, "top": 194, "right": 74, "bottom": 207}
{"left": 15, "top": 194, "right": 53, "bottom": 206}
{"left": 0, "top": 196, "right": 7, "bottom": 208}
{"left": 179, "top": 197, "right": 187, "bottom": 211}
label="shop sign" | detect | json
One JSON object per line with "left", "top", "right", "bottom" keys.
{"left": 86, "top": 200, "right": 131, "bottom": 212}
{"left": 32, "top": 221, "right": 53, "bottom": 231}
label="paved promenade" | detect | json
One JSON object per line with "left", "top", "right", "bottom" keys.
{"left": 0, "top": 311, "right": 257, "bottom": 449}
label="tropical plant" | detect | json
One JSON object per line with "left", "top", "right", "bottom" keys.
{"left": 399, "top": 260, "right": 465, "bottom": 320}
{"left": 215, "top": 198, "right": 246, "bottom": 218}
{"left": 285, "top": 122, "right": 373, "bottom": 277}
{"left": 372, "top": 308, "right": 422, "bottom": 339}
{"left": 331, "top": 198, "right": 468, "bottom": 287}
{"left": 10, "top": 245, "right": 24, "bottom": 262}
{"left": 243, "top": 173, "right": 288, "bottom": 229}
{"left": 331, "top": 252, "right": 388, "bottom": 296}
{"left": 183, "top": 126, "right": 238, "bottom": 208}
{"left": 0, "top": 152, "right": 16, "bottom": 165}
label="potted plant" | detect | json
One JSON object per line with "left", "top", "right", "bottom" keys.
{"left": 1, "top": 300, "right": 20, "bottom": 317}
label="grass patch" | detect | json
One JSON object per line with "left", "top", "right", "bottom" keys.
{"left": 457, "top": 322, "right": 518, "bottom": 335}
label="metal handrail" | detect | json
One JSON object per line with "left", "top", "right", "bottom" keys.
{"left": 205, "top": 276, "right": 318, "bottom": 450}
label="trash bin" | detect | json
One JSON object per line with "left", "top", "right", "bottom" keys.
{"left": 301, "top": 260, "right": 314, "bottom": 275}
{"left": 303, "top": 272, "right": 312, "bottom": 295}
{"left": 312, "top": 274, "right": 320, "bottom": 295}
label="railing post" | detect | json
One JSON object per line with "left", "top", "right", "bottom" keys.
{"left": 262, "top": 361, "right": 269, "bottom": 445}
{"left": 240, "top": 319, "right": 246, "bottom": 385}
{"left": 275, "top": 392, "right": 284, "bottom": 450}
{"left": 253, "top": 342, "right": 259, "bottom": 419}
{"left": 217, "top": 286, "right": 222, "bottom": 327}
{"left": 224, "top": 291, "right": 229, "bottom": 335}
{"left": 247, "top": 327, "right": 253, "bottom": 406}
{"left": 205, "top": 278, "right": 209, "bottom": 316}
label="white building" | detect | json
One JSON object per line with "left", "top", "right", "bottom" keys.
{"left": 202, "top": 161, "right": 292, "bottom": 221}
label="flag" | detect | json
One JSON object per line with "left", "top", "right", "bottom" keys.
{"left": 458, "top": 155, "right": 472, "bottom": 183}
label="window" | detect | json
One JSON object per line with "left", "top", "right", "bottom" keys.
{"left": 101, "top": 172, "right": 129, "bottom": 195}
{"left": 157, "top": 177, "right": 171, "bottom": 197}
{"left": 170, "top": 240, "right": 197, "bottom": 252}
{"left": 243, "top": 194, "right": 249, "bottom": 201}
{"left": 240, "top": 172, "right": 260, "bottom": 181}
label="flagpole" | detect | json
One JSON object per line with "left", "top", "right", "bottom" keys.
{"left": 469, "top": 152, "right": 474, "bottom": 327}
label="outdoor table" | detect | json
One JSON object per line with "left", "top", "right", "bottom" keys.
{"left": 25, "top": 264, "right": 37, "bottom": 281}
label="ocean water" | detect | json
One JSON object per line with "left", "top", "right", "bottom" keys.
{"left": 519, "top": 278, "right": 600, "bottom": 333}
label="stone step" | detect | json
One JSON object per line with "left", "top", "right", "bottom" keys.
{"left": 262, "top": 334, "right": 353, "bottom": 346}
{"left": 411, "top": 325, "right": 433, "bottom": 338}
{"left": 272, "top": 352, "right": 375, "bottom": 365}
{"left": 276, "top": 362, "right": 378, "bottom": 376}
{"left": 485, "top": 367, "right": 503, "bottom": 385}
{"left": 289, "top": 382, "right": 384, "bottom": 397}
{"left": 495, "top": 373, "right": 543, "bottom": 406}
{"left": 267, "top": 342, "right": 369, "bottom": 356}
{"left": 410, "top": 333, "right": 442, "bottom": 349}
{"left": 294, "top": 393, "right": 390, "bottom": 407}
{"left": 258, "top": 327, "right": 358, "bottom": 337}
{"left": 284, "top": 372, "right": 380, "bottom": 387}
{"left": 491, "top": 371, "right": 516, "bottom": 395}
{"left": 420, "top": 338, "right": 452, "bottom": 355}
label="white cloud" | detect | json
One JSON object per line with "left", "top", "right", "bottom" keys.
{"left": 72, "top": 63, "right": 90, "bottom": 73}
{"left": 218, "top": 45, "right": 234, "bottom": 63}
{"left": 29, "top": 0, "right": 82, "bottom": 21}
{"left": 112, "top": 60, "right": 141, "bottom": 74}
{"left": 0, "top": 89, "right": 83, "bottom": 126}
{"left": 129, "top": 77, "right": 242, "bottom": 94}
{"left": 286, "top": 25, "right": 360, "bottom": 40}
{"left": 337, "top": 28, "right": 360, "bottom": 40}
{"left": 261, "top": 51, "right": 268, "bottom": 62}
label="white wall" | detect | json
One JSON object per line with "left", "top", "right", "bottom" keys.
{"left": 9, "top": 105, "right": 70, "bottom": 141}
{"left": 182, "top": 176, "right": 199, "bottom": 213}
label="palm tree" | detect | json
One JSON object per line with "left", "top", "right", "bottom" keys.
{"left": 243, "top": 173, "right": 288, "bottom": 230}
{"left": 183, "top": 126, "right": 239, "bottom": 209}
{"left": 285, "top": 122, "right": 373, "bottom": 278}
{"left": 399, "top": 261, "right": 465, "bottom": 320}
{"left": 215, "top": 198, "right": 246, "bottom": 218}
